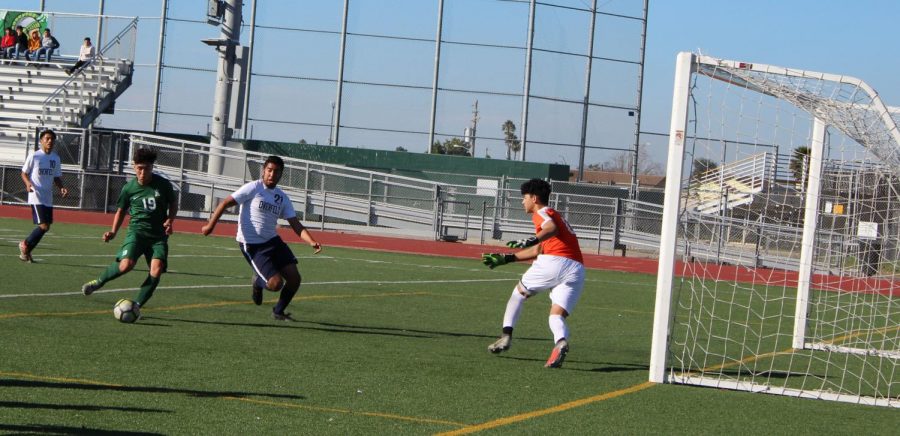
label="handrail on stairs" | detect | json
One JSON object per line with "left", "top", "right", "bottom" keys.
{"left": 39, "top": 17, "right": 139, "bottom": 128}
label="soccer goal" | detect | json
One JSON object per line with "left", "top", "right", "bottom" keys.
{"left": 650, "top": 52, "right": 900, "bottom": 407}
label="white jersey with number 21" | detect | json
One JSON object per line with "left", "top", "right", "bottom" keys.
{"left": 231, "top": 180, "right": 296, "bottom": 244}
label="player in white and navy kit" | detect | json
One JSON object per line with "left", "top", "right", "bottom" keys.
{"left": 19, "top": 129, "right": 68, "bottom": 262}
{"left": 202, "top": 156, "right": 322, "bottom": 320}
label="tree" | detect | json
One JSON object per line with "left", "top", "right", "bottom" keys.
{"left": 444, "top": 137, "right": 470, "bottom": 156}
{"left": 789, "top": 146, "right": 811, "bottom": 184}
{"left": 501, "top": 120, "right": 521, "bottom": 160}
{"left": 589, "top": 147, "right": 663, "bottom": 175}
{"left": 395, "top": 146, "right": 408, "bottom": 152}
{"left": 298, "top": 139, "right": 308, "bottom": 144}
{"left": 691, "top": 158, "right": 718, "bottom": 181}
{"left": 430, "top": 138, "right": 470, "bottom": 156}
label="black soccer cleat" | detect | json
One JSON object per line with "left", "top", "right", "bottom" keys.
{"left": 251, "top": 280, "right": 263, "bottom": 306}
{"left": 272, "top": 311, "right": 295, "bottom": 322}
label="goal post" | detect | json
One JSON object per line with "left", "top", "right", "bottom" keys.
{"left": 649, "top": 51, "right": 693, "bottom": 383}
{"left": 650, "top": 52, "right": 900, "bottom": 407}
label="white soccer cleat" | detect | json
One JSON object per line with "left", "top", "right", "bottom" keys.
{"left": 18, "top": 241, "right": 31, "bottom": 263}
{"left": 488, "top": 334, "right": 512, "bottom": 353}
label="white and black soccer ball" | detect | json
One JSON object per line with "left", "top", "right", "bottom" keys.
{"left": 113, "top": 299, "right": 140, "bottom": 323}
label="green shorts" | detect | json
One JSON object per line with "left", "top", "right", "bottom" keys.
{"left": 117, "top": 233, "right": 168, "bottom": 271}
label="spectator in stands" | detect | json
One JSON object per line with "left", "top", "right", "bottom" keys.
{"left": 11, "top": 26, "right": 28, "bottom": 60}
{"left": 66, "top": 37, "right": 95, "bottom": 75}
{"left": 1, "top": 27, "right": 15, "bottom": 59}
{"left": 26, "top": 29, "right": 41, "bottom": 61}
{"left": 35, "top": 28, "right": 60, "bottom": 64}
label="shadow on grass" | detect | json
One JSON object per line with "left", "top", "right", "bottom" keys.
{"left": 0, "top": 379, "right": 305, "bottom": 400}
{"left": 496, "top": 355, "right": 649, "bottom": 373}
{"left": 307, "top": 320, "right": 548, "bottom": 342}
{"left": 157, "top": 316, "right": 547, "bottom": 342}
{"left": 51, "top": 262, "right": 234, "bottom": 280}
{"left": 719, "top": 369, "right": 823, "bottom": 379}
{"left": 0, "top": 400, "right": 170, "bottom": 413}
{"left": 0, "top": 423, "right": 163, "bottom": 435}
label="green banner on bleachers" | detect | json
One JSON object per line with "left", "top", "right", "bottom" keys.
{"left": 0, "top": 10, "right": 47, "bottom": 34}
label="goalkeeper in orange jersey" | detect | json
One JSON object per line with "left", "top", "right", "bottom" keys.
{"left": 481, "top": 179, "right": 585, "bottom": 368}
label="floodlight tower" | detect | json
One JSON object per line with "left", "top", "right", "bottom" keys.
{"left": 205, "top": 0, "right": 242, "bottom": 178}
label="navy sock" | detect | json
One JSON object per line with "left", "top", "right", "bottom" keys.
{"left": 25, "top": 227, "right": 47, "bottom": 249}
{"left": 273, "top": 282, "right": 300, "bottom": 315}
{"left": 254, "top": 275, "right": 266, "bottom": 289}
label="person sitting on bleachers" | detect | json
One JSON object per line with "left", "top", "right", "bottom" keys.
{"left": 26, "top": 29, "right": 41, "bottom": 61}
{"left": 35, "top": 28, "right": 60, "bottom": 64}
{"left": 11, "top": 26, "right": 28, "bottom": 60}
{"left": 1, "top": 27, "right": 15, "bottom": 59}
{"left": 66, "top": 37, "right": 95, "bottom": 75}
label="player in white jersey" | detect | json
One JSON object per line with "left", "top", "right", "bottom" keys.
{"left": 19, "top": 129, "right": 68, "bottom": 262}
{"left": 202, "top": 155, "right": 322, "bottom": 320}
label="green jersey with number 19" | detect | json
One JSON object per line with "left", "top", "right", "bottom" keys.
{"left": 116, "top": 174, "right": 175, "bottom": 239}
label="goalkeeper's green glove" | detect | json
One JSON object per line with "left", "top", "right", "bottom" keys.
{"left": 506, "top": 236, "right": 539, "bottom": 249}
{"left": 482, "top": 253, "right": 516, "bottom": 269}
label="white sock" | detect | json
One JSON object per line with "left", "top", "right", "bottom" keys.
{"left": 502, "top": 287, "right": 527, "bottom": 330}
{"left": 548, "top": 314, "right": 568, "bottom": 344}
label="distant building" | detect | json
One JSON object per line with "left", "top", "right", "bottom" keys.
{"left": 570, "top": 170, "right": 666, "bottom": 188}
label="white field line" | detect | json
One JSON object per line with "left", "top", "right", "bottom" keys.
{"left": 0, "top": 278, "right": 515, "bottom": 299}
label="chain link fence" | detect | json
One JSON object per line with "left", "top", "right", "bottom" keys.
{"left": 3, "top": 127, "right": 671, "bottom": 254}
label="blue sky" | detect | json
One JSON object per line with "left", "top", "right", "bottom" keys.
{"left": 3, "top": 0, "right": 899, "bottom": 169}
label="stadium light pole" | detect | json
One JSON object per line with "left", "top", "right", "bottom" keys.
{"left": 207, "top": 0, "right": 242, "bottom": 180}
{"left": 151, "top": 0, "right": 168, "bottom": 132}
{"left": 630, "top": 0, "right": 650, "bottom": 200}
{"left": 240, "top": 0, "right": 258, "bottom": 140}
{"left": 96, "top": 0, "right": 105, "bottom": 48}
{"left": 577, "top": 0, "right": 597, "bottom": 182}
{"left": 332, "top": 0, "right": 349, "bottom": 148}
{"left": 519, "top": 0, "right": 536, "bottom": 161}
{"left": 427, "top": 0, "right": 444, "bottom": 154}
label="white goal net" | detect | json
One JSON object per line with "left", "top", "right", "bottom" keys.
{"left": 649, "top": 52, "right": 900, "bottom": 407}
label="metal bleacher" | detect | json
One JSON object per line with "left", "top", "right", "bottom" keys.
{"left": 688, "top": 152, "right": 773, "bottom": 214}
{"left": 0, "top": 18, "right": 136, "bottom": 163}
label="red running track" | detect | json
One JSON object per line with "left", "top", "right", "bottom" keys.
{"left": 0, "top": 205, "right": 660, "bottom": 273}
{"left": 2, "top": 205, "right": 896, "bottom": 296}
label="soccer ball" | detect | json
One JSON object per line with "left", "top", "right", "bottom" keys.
{"left": 113, "top": 299, "right": 140, "bottom": 323}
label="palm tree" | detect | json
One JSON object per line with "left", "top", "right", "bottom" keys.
{"left": 502, "top": 120, "right": 520, "bottom": 160}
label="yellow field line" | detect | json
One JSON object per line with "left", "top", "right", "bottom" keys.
{"left": 822, "top": 323, "right": 900, "bottom": 347}
{"left": 0, "top": 370, "right": 122, "bottom": 387}
{"left": 442, "top": 322, "right": 898, "bottom": 435}
{"left": 0, "top": 370, "right": 466, "bottom": 428}
{"left": 435, "top": 381, "right": 655, "bottom": 436}
{"left": 0, "top": 292, "right": 429, "bottom": 320}
{"left": 224, "top": 396, "right": 468, "bottom": 427}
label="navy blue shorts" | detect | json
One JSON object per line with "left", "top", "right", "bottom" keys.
{"left": 239, "top": 236, "right": 298, "bottom": 282}
{"left": 30, "top": 204, "right": 53, "bottom": 225}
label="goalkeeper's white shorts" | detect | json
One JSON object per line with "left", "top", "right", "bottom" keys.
{"left": 519, "top": 254, "right": 585, "bottom": 313}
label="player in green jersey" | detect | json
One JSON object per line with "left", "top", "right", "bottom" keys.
{"left": 81, "top": 148, "right": 177, "bottom": 314}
